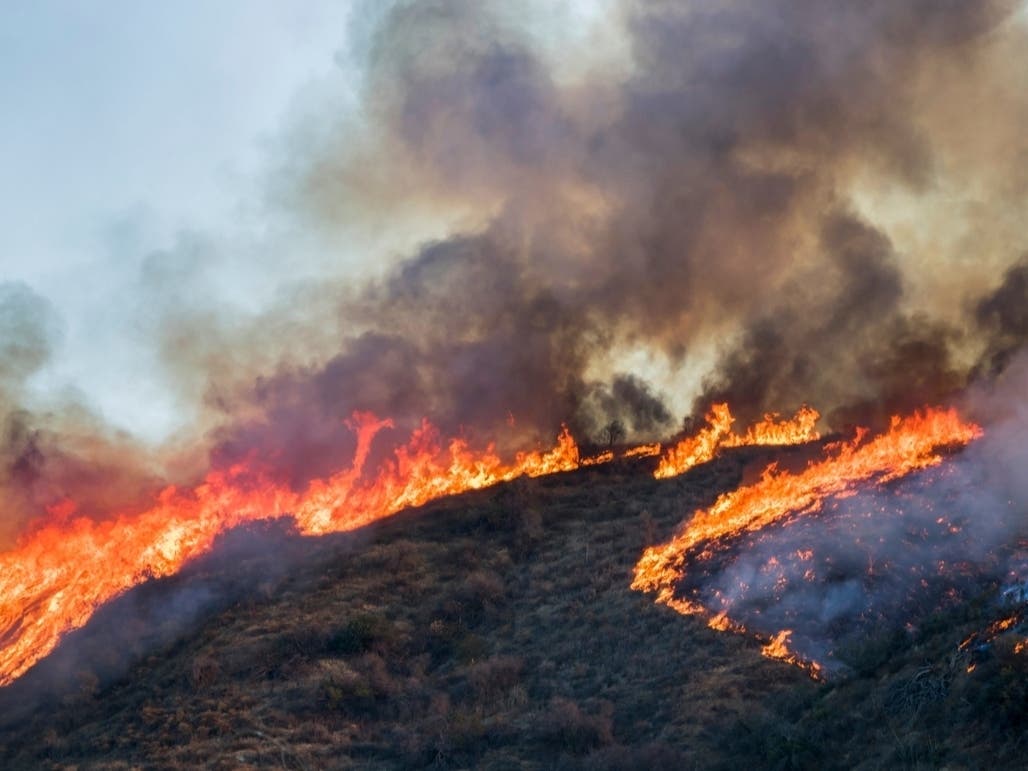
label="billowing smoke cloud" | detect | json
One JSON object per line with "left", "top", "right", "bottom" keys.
{"left": 975, "top": 255, "right": 1028, "bottom": 378}
{"left": 8, "top": 1, "right": 1028, "bottom": 503}
{"left": 698, "top": 213, "right": 968, "bottom": 429}
{"left": 183, "top": 0, "right": 1027, "bottom": 486}
{"left": 593, "top": 374, "right": 673, "bottom": 437}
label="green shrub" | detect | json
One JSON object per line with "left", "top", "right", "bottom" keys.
{"left": 328, "top": 612, "right": 394, "bottom": 655}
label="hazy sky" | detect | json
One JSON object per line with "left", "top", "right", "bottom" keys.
{"left": 1, "top": 2, "right": 360, "bottom": 439}
{"left": 0, "top": 0, "right": 620, "bottom": 443}
{"left": 3, "top": 1, "right": 1024, "bottom": 449}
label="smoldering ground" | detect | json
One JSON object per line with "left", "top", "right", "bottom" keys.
{"left": 666, "top": 350, "right": 1028, "bottom": 674}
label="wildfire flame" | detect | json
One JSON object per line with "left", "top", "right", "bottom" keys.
{"left": 760, "top": 630, "right": 822, "bottom": 676}
{"left": 623, "top": 442, "right": 662, "bottom": 459}
{"left": 0, "top": 414, "right": 583, "bottom": 688}
{"left": 653, "top": 404, "right": 820, "bottom": 480}
{"left": 632, "top": 407, "right": 983, "bottom": 675}
{"left": 581, "top": 450, "right": 615, "bottom": 466}
{"left": 0, "top": 401, "right": 980, "bottom": 689}
{"left": 960, "top": 611, "right": 1028, "bottom": 671}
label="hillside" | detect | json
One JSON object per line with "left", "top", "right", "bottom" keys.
{"left": 1, "top": 446, "right": 1025, "bottom": 770}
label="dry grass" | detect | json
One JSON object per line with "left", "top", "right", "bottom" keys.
{"left": 0, "top": 444, "right": 1024, "bottom": 769}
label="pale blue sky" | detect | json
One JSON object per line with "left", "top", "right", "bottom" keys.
{"left": 1, "top": 1, "right": 359, "bottom": 439}
{"left": 0, "top": 1, "right": 622, "bottom": 443}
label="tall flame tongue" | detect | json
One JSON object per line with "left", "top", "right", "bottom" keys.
{"left": 0, "top": 414, "right": 582, "bottom": 688}
{"left": 632, "top": 407, "right": 983, "bottom": 676}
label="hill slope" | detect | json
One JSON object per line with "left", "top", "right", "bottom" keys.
{"left": 0, "top": 447, "right": 1024, "bottom": 769}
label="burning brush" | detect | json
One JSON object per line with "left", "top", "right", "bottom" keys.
{"left": 0, "top": 395, "right": 1018, "bottom": 693}
{"left": 0, "top": 400, "right": 822, "bottom": 688}
{"left": 633, "top": 407, "right": 991, "bottom": 677}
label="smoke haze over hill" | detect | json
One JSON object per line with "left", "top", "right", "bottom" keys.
{"left": 3, "top": 0, "right": 1027, "bottom": 538}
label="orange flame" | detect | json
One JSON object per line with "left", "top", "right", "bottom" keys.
{"left": 633, "top": 407, "right": 982, "bottom": 674}
{"left": 760, "top": 630, "right": 822, "bottom": 676}
{"left": 624, "top": 442, "right": 662, "bottom": 459}
{"left": 961, "top": 612, "right": 1026, "bottom": 662}
{"left": 653, "top": 404, "right": 820, "bottom": 480}
{"left": 581, "top": 450, "right": 615, "bottom": 466}
{"left": 722, "top": 405, "right": 821, "bottom": 449}
{"left": 0, "top": 402, "right": 980, "bottom": 689}
{"left": 0, "top": 415, "right": 581, "bottom": 688}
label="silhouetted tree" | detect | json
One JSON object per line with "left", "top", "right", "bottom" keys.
{"left": 602, "top": 419, "right": 625, "bottom": 449}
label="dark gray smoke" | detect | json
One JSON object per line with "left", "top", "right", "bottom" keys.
{"left": 975, "top": 256, "right": 1028, "bottom": 378}
{"left": 8, "top": 1, "right": 1026, "bottom": 500}
{"left": 192, "top": 0, "right": 1026, "bottom": 484}
{"left": 596, "top": 374, "right": 673, "bottom": 437}
{"left": 698, "top": 213, "right": 969, "bottom": 429}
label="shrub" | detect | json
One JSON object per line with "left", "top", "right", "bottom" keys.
{"left": 973, "top": 637, "right": 1028, "bottom": 731}
{"left": 189, "top": 655, "right": 221, "bottom": 689}
{"left": 275, "top": 625, "right": 333, "bottom": 662}
{"left": 638, "top": 509, "right": 656, "bottom": 547}
{"left": 75, "top": 669, "right": 100, "bottom": 700}
{"left": 317, "top": 654, "right": 396, "bottom": 716}
{"left": 883, "top": 664, "right": 949, "bottom": 715}
{"left": 515, "top": 508, "right": 545, "bottom": 556}
{"left": 835, "top": 626, "right": 910, "bottom": 677}
{"left": 466, "top": 656, "right": 525, "bottom": 703}
{"left": 441, "top": 569, "right": 508, "bottom": 627}
{"left": 724, "top": 716, "right": 823, "bottom": 771}
{"left": 328, "top": 612, "right": 395, "bottom": 655}
{"left": 376, "top": 538, "right": 426, "bottom": 574}
{"left": 456, "top": 633, "right": 490, "bottom": 664}
{"left": 579, "top": 741, "right": 687, "bottom": 770}
{"left": 539, "top": 697, "right": 614, "bottom": 754}
{"left": 464, "top": 570, "right": 507, "bottom": 608}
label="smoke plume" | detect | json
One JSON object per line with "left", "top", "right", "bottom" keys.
{"left": 179, "top": 0, "right": 1027, "bottom": 488}
{"left": 6, "top": 0, "right": 1028, "bottom": 515}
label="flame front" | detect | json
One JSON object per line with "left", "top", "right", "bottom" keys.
{"left": 633, "top": 407, "right": 982, "bottom": 674}
{"left": 0, "top": 402, "right": 980, "bottom": 688}
{"left": 0, "top": 414, "right": 583, "bottom": 688}
{"left": 760, "top": 630, "right": 822, "bottom": 676}
{"left": 653, "top": 404, "right": 820, "bottom": 480}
